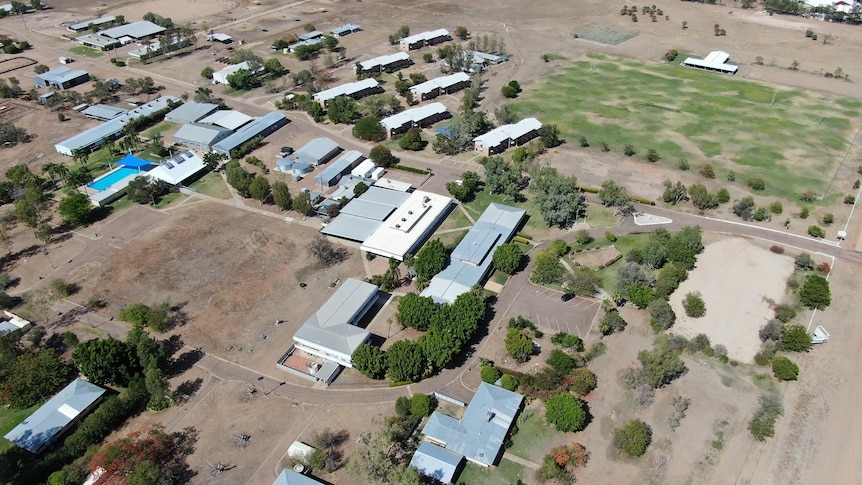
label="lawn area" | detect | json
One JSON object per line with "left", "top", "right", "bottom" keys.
{"left": 456, "top": 459, "right": 529, "bottom": 485}
{"left": 143, "top": 122, "right": 178, "bottom": 139}
{"left": 507, "top": 409, "right": 556, "bottom": 463}
{"left": 69, "top": 46, "right": 103, "bottom": 58}
{"left": 189, "top": 172, "right": 231, "bottom": 199}
{"left": 154, "top": 192, "right": 186, "bottom": 209}
{"left": 0, "top": 403, "right": 40, "bottom": 452}
{"left": 594, "top": 233, "right": 651, "bottom": 292}
{"left": 491, "top": 269, "right": 509, "bottom": 285}
{"left": 436, "top": 204, "right": 472, "bottom": 232}
{"left": 462, "top": 189, "right": 560, "bottom": 241}
{"left": 510, "top": 53, "right": 857, "bottom": 199}
{"left": 584, "top": 202, "right": 620, "bottom": 228}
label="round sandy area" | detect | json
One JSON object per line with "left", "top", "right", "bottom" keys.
{"left": 113, "top": 0, "right": 237, "bottom": 24}
{"left": 670, "top": 237, "right": 794, "bottom": 363}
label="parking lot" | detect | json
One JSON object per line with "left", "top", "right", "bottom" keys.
{"left": 502, "top": 286, "right": 601, "bottom": 340}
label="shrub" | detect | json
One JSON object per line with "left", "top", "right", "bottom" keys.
{"left": 794, "top": 253, "right": 815, "bottom": 270}
{"left": 769, "top": 201, "right": 783, "bottom": 214}
{"left": 800, "top": 206, "right": 810, "bottom": 219}
{"left": 747, "top": 178, "right": 766, "bottom": 190}
{"left": 845, "top": 195, "right": 856, "bottom": 204}
{"left": 807, "top": 225, "right": 825, "bottom": 238}
{"left": 481, "top": 365, "right": 501, "bottom": 384}
{"left": 772, "top": 356, "right": 799, "bottom": 381}
{"left": 748, "top": 394, "right": 783, "bottom": 441}
{"left": 569, "top": 368, "right": 597, "bottom": 396}
{"left": 663, "top": 49, "right": 679, "bottom": 62}
{"left": 759, "top": 319, "right": 782, "bottom": 341}
{"left": 579, "top": 136, "right": 589, "bottom": 147}
{"left": 551, "top": 332, "right": 584, "bottom": 351}
{"left": 822, "top": 213, "right": 834, "bottom": 225}
{"left": 682, "top": 292, "right": 706, "bottom": 318}
{"left": 769, "top": 245, "right": 784, "bottom": 254}
{"left": 605, "top": 231, "right": 617, "bottom": 242}
{"left": 646, "top": 149, "right": 660, "bottom": 162}
{"left": 774, "top": 305, "right": 796, "bottom": 323}
{"left": 613, "top": 419, "right": 652, "bottom": 457}
{"left": 500, "top": 374, "right": 518, "bottom": 391}
{"left": 624, "top": 144, "right": 636, "bottom": 156}
{"left": 547, "top": 349, "right": 576, "bottom": 375}
{"left": 678, "top": 158, "right": 690, "bottom": 170}
{"left": 410, "top": 393, "right": 434, "bottom": 416}
{"left": 716, "top": 188, "right": 730, "bottom": 203}
{"left": 699, "top": 164, "right": 715, "bottom": 179}
{"left": 817, "top": 262, "right": 830, "bottom": 275}
{"left": 544, "top": 393, "right": 588, "bottom": 432}
{"left": 598, "top": 310, "right": 627, "bottom": 336}
{"left": 782, "top": 324, "right": 813, "bottom": 352}
{"left": 799, "top": 274, "right": 830, "bottom": 309}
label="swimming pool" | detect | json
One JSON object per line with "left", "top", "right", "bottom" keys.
{"left": 88, "top": 166, "right": 150, "bottom": 191}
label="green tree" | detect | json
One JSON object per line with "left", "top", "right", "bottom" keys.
{"left": 293, "top": 191, "right": 313, "bottom": 216}
{"left": 353, "top": 116, "right": 386, "bottom": 141}
{"left": 354, "top": 181, "right": 369, "bottom": 197}
{"left": 647, "top": 298, "right": 676, "bottom": 331}
{"left": 271, "top": 180, "right": 292, "bottom": 211}
{"left": 397, "top": 293, "right": 438, "bottom": 330}
{"left": 505, "top": 328, "right": 533, "bottom": 363}
{"left": 399, "top": 127, "right": 424, "bottom": 151}
{"left": 413, "top": 239, "right": 448, "bottom": 283}
{"left": 501, "top": 84, "right": 517, "bottom": 98}
{"left": 598, "top": 309, "right": 627, "bottom": 335}
{"left": 748, "top": 394, "right": 783, "bottom": 441}
{"left": 689, "top": 183, "right": 718, "bottom": 210}
{"left": 531, "top": 166, "right": 583, "bottom": 227}
{"left": 352, "top": 343, "right": 386, "bottom": 379}
{"left": 386, "top": 340, "right": 425, "bottom": 382}
{"left": 322, "top": 35, "right": 339, "bottom": 52}
{"left": 263, "top": 58, "right": 285, "bottom": 76}
{"left": 547, "top": 349, "right": 576, "bottom": 375}
{"left": 682, "top": 291, "right": 706, "bottom": 317}
{"left": 772, "top": 355, "right": 799, "bottom": 381}
{"left": 564, "top": 267, "right": 602, "bottom": 297}
{"left": 492, "top": 242, "right": 523, "bottom": 275}
{"left": 782, "top": 324, "right": 812, "bottom": 352}
{"left": 226, "top": 68, "right": 261, "bottom": 90}
{"left": 0, "top": 349, "right": 75, "bottom": 408}
{"left": 73, "top": 337, "right": 141, "bottom": 386}
{"left": 58, "top": 193, "right": 96, "bottom": 226}
{"left": 249, "top": 176, "right": 271, "bottom": 205}
{"left": 545, "top": 393, "right": 588, "bottom": 432}
{"left": 613, "top": 419, "right": 652, "bottom": 457}
{"left": 799, "top": 274, "right": 830, "bottom": 309}
{"left": 598, "top": 180, "right": 631, "bottom": 207}
{"left": 481, "top": 365, "right": 501, "bottom": 384}
{"left": 531, "top": 250, "right": 565, "bottom": 284}
{"left": 538, "top": 124, "right": 561, "bottom": 148}
{"left": 327, "top": 96, "right": 360, "bottom": 124}
{"left": 638, "top": 340, "right": 686, "bottom": 388}
{"left": 410, "top": 393, "right": 433, "bottom": 416}
{"left": 446, "top": 170, "right": 481, "bottom": 202}
{"left": 369, "top": 144, "right": 395, "bottom": 168}
{"left": 200, "top": 66, "right": 214, "bottom": 79}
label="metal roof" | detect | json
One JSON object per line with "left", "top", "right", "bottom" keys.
{"left": 410, "top": 72, "right": 470, "bottom": 96}
{"left": 400, "top": 29, "right": 450, "bottom": 46}
{"left": 331, "top": 24, "right": 361, "bottom": 36}
{"left": 81, "top": 104, "right": 126, "bottom": 121}
{"left": 69, "top": 16, "right": 116, "bottom": 31}
{"left": 55, "top": 96, "right": 180, "bottom": 156}
{"left": 474, "top": 118, "right": 542, "bottom": 148}
{"left": 420, "top": 383, "right": 523, "bottom": 467}
{"left": 165, "top": 101, "right": 220, "bottom": 124}
{"left": 272, "top": 469, "right": 326, "bottom": 485}
{"left": 210, "top": 33, "right": 232, "bottom": 42}
{"left": 298, "top": 30, "right": 324, "bottom": 41}
{"left": 212, "top": 111, "right": 288, "bottom": 154}
{"left": 75, "top": 32, "right": 122, "bottom": 48}
{"left": 292, "top": 279, "right": 376, "bottom": 358}
{"left": 35, "top": 66, "right": 89, "bottom": 85}
{"left": 321, "top": 186, "right": 410, "bottom": 241}
{"left": 0, "top": 310, "right": 29, "bottom": 335}
{"left": 359, "top": 52, "right": 410, "bottom": 71}
{"left": 293, "top": 137, "right": 341, "bottom": 165}
{"left": 173, "top": 123, "right": 232, "bottom": 146}
{"left": 4, "top": 379, "right": 105, "bottom": 453}
{"left": 314, "top": 150, "right": 364, "bottom": 186}
{"left": 381, "top": 102, "right": 448, "bottom": 131}
{"left": 421, "top": 203, "right": 525, "bottom": 304}
{"left": 100, "top": 20, "right": 165, "bottom": 39}
{"left": 410, "top": 442, "right": 464, "bottom": 484}
{"left": 199, "top": 110, "right": 253, "bottom": 130}
{"left": 682, "top": 55, "right": 738, "bottom": 74}
{"left": 313, "top": 78, "right": 379, "bottom": 103}
{"left": 146, "top": 151, "right": 207, "bottom": 185}
{"left": 360, "top": 190, "right": 452, "bottom": 261}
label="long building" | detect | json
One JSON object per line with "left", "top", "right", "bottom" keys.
{"left": 312, "top": 78, "right": 381, "bottom": 107}
{"left": 473, "top": 118, "right": 542, "bottom": 156}
{"left": 34, "top": 67, "right": 89, "bottom": 90}
{"left": 409, "top": 72, "right": 471, "bottom": 101}
{"left": 212, "top": 111, "right": 288, "bottom": 155}
{"left": 399, "top": 29, "right": 451, "bottom": 51}
{"left": 380, "top": 102, "right": 450, "bottom": 137}
{"left": 421, "top": 203, "right": 525, "bottom": 304}
{"left": 682, "top": 50, "right": 738, "bottom": 75}
{"left": 314, "top": 150, "right": 364, "bottom": 187}
{"left": 359, "top": 52, "right": 411, "bottom": 73}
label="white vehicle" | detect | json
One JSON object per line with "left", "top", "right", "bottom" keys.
{"left": 812, "top": 325, "right": 830, "bottom": 344}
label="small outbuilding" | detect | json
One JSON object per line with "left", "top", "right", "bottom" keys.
{"left": 399, "top": 29, "right": 451, "bottom": 51}
{"left": 314, "top": 150, "right": 365, "bottom": 187}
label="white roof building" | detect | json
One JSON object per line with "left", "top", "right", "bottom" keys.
{"left": 409, "top": 72, "right": 471, "bottom": 100}
{"left": 359, "top": 52, "right": 411, "bottom": 72}
{"left": 146, "top": 151, "right": 207, "bottom": 185}
{"left": 682, "top": 51, "right": 738, "bottom": 75}
{"left": 473, "top": 117, "right": 542, "bottom": 155}
{"left": 0, "top": 310, "right": 29, "bottom": 335}
{"left": 199, "top": 110, "right": 253, "bottom": 130}
{"left": 360, "top": 190, "right": 453, "bottom": 261}
{"left": 399, "top": 29, "right": 450, "bottom": 50}
{"left": 380, "top": 102, "right": 449, "bottom": 137}
{"left": 313, "top": 78, "right": 380, "bottom": 106}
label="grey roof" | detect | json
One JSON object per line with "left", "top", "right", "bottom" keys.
{"left": 174, "top": 123, "right": 232, "bottom": 146}
{"left": 421, "top": 203, "right": 525, "bottom": 304}
{"left": 55, "top": 96, "right": 180, "bottom": 156}
{"left": 4, "top": 378, "right": 105, "bottom": 453}
{"left": 35, "top": 67, "right": 89, "bottom": 86}
{"left": 410, "top": 442, "right": 464, "bottom": 483}
{"left": 165, "top": 101, "right": 220, "bottom": 124}
{"left": 200, "top": 110, "right": 253, "bottom": 130}
{"left": 81, "top": 104, "right": 126, "bottom": 121}
{"left": 293, "top": 278, "right": 376, "bottom": 357}
{"left": 69, "top": 16, "right": 116, "bottom": 31}
{"left": 212, "top": 111, "right": 288, "bottom": 154}
{"left": 272, "top": 469, "right": 326, "bottom": 485}
{"left": 420, "top": 383, "right": 523, "bottom": 467}
{"left": 298, "top": 30, "right": 324, "bottom": 41}
{"left": 75, "top": 33, "right": 122, "bottom": 48}
{"left": 331, "top": 24, "right": 361, "bottom": 36}
{"left": 314, "top": 150, "right": 364, "bottom": 186}
{"left": 294, "top": 137, "right": 341, "bottom": 166}
{"left": 321, "top": 186, "right": 410, "bottom": 241}
{"left": 100, "top": 20, "right": 165, "bottom": 39}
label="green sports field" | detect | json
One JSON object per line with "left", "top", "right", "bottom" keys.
{"left": 511, "top": 53, "right": 860, "bottom": 198}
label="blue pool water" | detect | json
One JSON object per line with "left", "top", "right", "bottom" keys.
{"left": 88, "top": 166, "right": 150, "bottom": 191}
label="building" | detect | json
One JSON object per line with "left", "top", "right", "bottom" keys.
{"left": 351, "top": 159, "right": 377, "bottom": 179}
{"left": 68, "top": 16, "right": 117, "bottom": 32}
{"left": 207, "top": 33, "right": 233, "bottom": 43}
{"left": 81, "top": 104, "right": 126, "bottom": 121}
{"left": 422, "top": 203, "right": 525, "bottom": 304}
{"left": 413, "top": 383, "right": 523, "bottom": 480}
{"left": 291, "top": 278, "right": 378, "bottom": 367}
{"left": 322, "top": 186, "right": 410, "bottom": 242}
{"left": 298, "top": 30, "right": 324, "bottom": 42}
{"left": 380, "top": 102, "right": 450, "bottom": 138}
{"left": 173, "top": 123, "right": 233, "bottom": 151}
{"left": 314, "top": 150, "right": 364, "bottom": 187}
{"left": 165, "top": 101, "right": 220, "bottom": 124}
{"left": 212, "top": 111, "right": 289, "bottom": 156}
{"left": 0, "top": 310, "right": 29, "bottom": 335}
{"left": 128, "top": 36, "right": 193, "bottom": 60}
{"left": 293, "top": 137, "right": 341, "bottom": 166}
{"left": 273, "top": 469, "right": 327, "bottom": 485}
{"left": 312, "top": 78, "right": 381, "bottom": 107}
{"left": 34, "top": 67, "right": 90, "bottom": 90}
{"left": 4, "top": 379, "right": 106, "bottom": 454}
{"left": 212, "top": 61, "right": 264, "bottom": 85}
{"left": 473, "top": 117, "right": 542, "bottom": 156}
{"left": 359, "top": 52, "right": 412, "bottom": 73}
{"left": 199, "top": 110, "right": 253, "bottom": 131}
{"left": 409, "top": 72, "right": 471, "bottom": 101}
{"left": 331, "top": 23, "right": 361, "bottom": 37}
{"left": 682, "top": 51, "right": 738, "bottom": 75}
{"left": 75, "top": 33, "right": 124, "bottom": 50}
{"left": 288, "top": 38, "right": 322, "bottom": 53}
{"left": 100, "top": 20, "right": 165, "bottom": 40}
{"left": 359, "top": 191, "right": 452, "bottom": 261}
{"left": 55, "top": 96, "right": 180, "bottom": 156}
{"left": 146, "top": 151, "right": 208, "bottom": 185}
{"left": 399, "top": 29, "right": 451, "bottom": 51}
{"left": 410, "top": 441, "right": 464, "bottom": 484}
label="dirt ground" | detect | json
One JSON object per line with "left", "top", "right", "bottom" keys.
{"left": 670, "top": 237, "right": 794, "bottom": 363}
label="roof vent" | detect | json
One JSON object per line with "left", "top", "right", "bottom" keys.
{"left": 395, "top": 224, "right": 401, "bottom": 228}
{"left": 486, "top": 411, "right": 495, "bottom": 421}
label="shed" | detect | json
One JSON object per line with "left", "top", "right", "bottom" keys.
{"left": 211, "top": 112, "right": 289, "bottom": 156}
{"left": 38, "top": 91, "right": 56, "bottom": 105}
{"left": 287, "top": 441, "right": 316, "bottom": 461}
{"left": 351, "top": 159, "right": 376, "bottom": 179}
{"left": 370, "top": 166, "right": 386, "bottom": 181}
{"left": 34, "top": 67, "right": 90, "bottom": 90}
{"left": 293, "top": 137, "right": 341, "bottom": 166}
{"left": 200, "top": 110, "right": 253, "bottom": 131}
{"left": 165, "top": 101, "right": 220, "bottom": 124}
{"left": 409, "top": 442, "right": 464, "bottom": 484}
{"left": 314, "top": 150, "right": 365, "bottom": 187}
{"left": 81, "top": 104, "right": 126, "bottom": 121}
{"left": 331, "top": 24, "right": 361, "bottom": 37}
{"left": 173, "top": 123, "right": 232, "bottom": 151}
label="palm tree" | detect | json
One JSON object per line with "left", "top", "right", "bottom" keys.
{"left": 72, "top": 149, "right": 89, "bottom": 166}
{"left": 103, "top": 138, "right": 116, "bottom": 156}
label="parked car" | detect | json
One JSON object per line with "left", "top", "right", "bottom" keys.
{"left": 561, "top": 293, "right": 574, "bottom": 302}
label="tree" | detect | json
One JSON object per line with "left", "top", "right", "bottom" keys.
{"left": 613, "top": 419, "right": 652, "bottom": 457}
{"left": 505, "top": 328, "right": 533, "bottom": 363}
{"left": 369, "top": 144, "right": 395, "bottom": 168}
{"left": 247, "top": 176, "right": 271, "bottom": 205}
{"left": 226, "top": 68, "right": 261, "bottom": 90}
{"left": 599, "top": 309, "right": 627, "bottom": 335}
{"left": 73, "top": 337, "right": 141, "bottom": 386}
{"left": 58, "top": 193, "right": 96, "bottom": 226}
{"left": 563, "top": 268, "right": 602, "bottom": 297}
{"left": 732, "top": 196, "right": 756, "bottom": 220}
{"left": 200, "top": 66, "right": 214, "bottom": 79}
{"left": 446, "top": 170, "right": 480, "bottom": 202}
{"left": 271, "top": 181, "right": 292, "bottom": 211}
{"left": 492, "top": 242, "right": 523, "bottom": 275}
{"left": 328, "top": 96, "right": 360, "bottom": 124}
{"left": 682, "top": 292, "right": 706, "bottom": 317}
{"left": 569, "top": 368, "right": 597, "bottom": 396}
{"left": 748, "top": 394, "right": 783, "bottom": 441}
{"left": 410, "top": 393, "right": 433, "bottom": 416}
{"left": 501, "top": 84, "right": 517, "bottom": 98}
{"left": 413, "top": 239, "right": 447, "bottom": 283}
{"left": 772, "top": 355, "right": 799, "bottom": 381}
{"left": 399, "top": 127, "right": 424, "bottom": 151}
{"left": 352, "top": 343, "right": 386, "bottom": 379}
{"left": 547, "top": 349, "right": 576, "bottom": 375}
{"left": 90, "top": 426, "right": 186, "bottom": 485}
{"left": 689, "top": 183, "right": 718, "bottom": 210}
{"left": 638, "top": 340, "right": 686, "bottom": 388}
{"left": 386, "top": 340, "right": 425, "bottom": 382}
{"left": 293, "top": 191, "right": 313, "bottom": 216}
{"left": 782, "top": 324, "right": 813, "bottom": 352}
{"left": 531, "top": 167, "right": 583, "bottom": 227}
{"left": 598, "top": 180, "right": 630, "bottom": 207}
{"left": 799, "top": 274, "right": 830, "bottom": 309}
{"left": 353, "top": 182, "right": 369, "bottom": 197}
{"left": 544, "top": 393, "right": 588, "bottom": 432}
{"left": 307, "top": 234, "right": 346, "bottom": 266}
{"left": 481, "top": 365, "right": 501, "bottom": 384}
{"left": 538, "top": 124, "right": 561, "bottom": 148}
{"left": 0, "top": 349, "right": 75, "bottom": 408}
{"left": 263, "top": 58, "right": 285, "bottom": 76}
{"left": 494, "top": 104, "right": 519, "bottom": 125}
{"left": 483, "top": 156, "right": 523, "bottom": 199}
{"left": 397, "top": 293, "right": 438, "bottom": 330}
{"left": 532, "top": 250, "right": 565, "bottom": 284}
{"left": 662, "top": 180, "right": 688, "bottom": 205}
{"left": 647, "top": 298, "right": 676, "bottom": 332}
{"left": 353, "top": 116, "right": 386, "bottom": 141}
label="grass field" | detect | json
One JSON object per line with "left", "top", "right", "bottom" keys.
{"left": 69, "top": 46, "right": 103, "bottom": 58}
{"left": 0, "top": 403, "right": 40, "bottom": 452}
{"left": 143, "top": 122, "right": 178, "bottom": 139}
{"left": 189, "top": 172, "right": 231, "bottom": 199}
{"left": 457, "top": 459, "right": 528, "bottom": 485}
{"left": 511, "top": 53, "right": 857, "bottom": 198}
{"left": 507, "top": 409, "right": 556, "bottom": 463}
